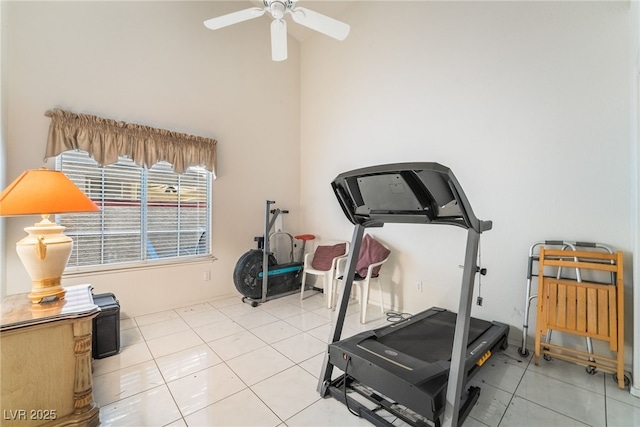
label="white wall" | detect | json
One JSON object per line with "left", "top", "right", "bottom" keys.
{"left": 0, "top": 1, "right": 6, "bottom": 299}
{"left": 2, "top": 1, "right": 301, "bottom": 316}
{"left": 300, "top": 0, "right": 634, "bottom": 360}
{"left": 631, "top": 0, "right": 640, "bottom": 399}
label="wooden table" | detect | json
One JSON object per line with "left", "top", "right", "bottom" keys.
{"left": 1, "top": 284, "right": 100, "bottom": 426}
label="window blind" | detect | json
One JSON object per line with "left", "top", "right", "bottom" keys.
{"left": 57, "top": 150, "right": 211, "bottom": 270}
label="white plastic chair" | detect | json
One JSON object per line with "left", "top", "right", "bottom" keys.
{"left": 300, "top": 241, "right": 349, "bottom": 308}
{"left": 335, "top": 245, "right": 390, "bottom": 323}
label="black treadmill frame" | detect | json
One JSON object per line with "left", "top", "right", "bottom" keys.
{"left": 318, "top": 162, "right": 500, "bottom": 427}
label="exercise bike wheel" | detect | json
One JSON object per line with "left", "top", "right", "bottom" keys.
{"left": 233, "top": 250, "right": 277, "bottom": 300}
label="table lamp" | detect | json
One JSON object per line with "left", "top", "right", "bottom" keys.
{"left": 0, "top": 168, "right": 100, "bottom": 303}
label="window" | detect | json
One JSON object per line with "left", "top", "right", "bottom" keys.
{"left": 57, "top": 150, "right": 211, "bottom": 270}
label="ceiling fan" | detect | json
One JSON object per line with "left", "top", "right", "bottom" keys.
{"left": 204, "top": 0, "right": 350, "bottom": 61}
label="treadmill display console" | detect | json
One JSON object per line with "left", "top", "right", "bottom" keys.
{"left": 331, "top": 162, "right": 491, "bottom": 233}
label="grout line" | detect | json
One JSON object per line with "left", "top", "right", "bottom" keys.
{"left": 97, "top": 292, "right": 615, "bottom": 427}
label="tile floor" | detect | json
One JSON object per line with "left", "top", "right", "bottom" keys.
{"left": 93, "top": 291, "right": 640, "bottom": 426}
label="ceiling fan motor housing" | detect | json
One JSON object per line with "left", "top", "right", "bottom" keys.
{"left": 264, "top": 1, "right": 293, "bottom": 19}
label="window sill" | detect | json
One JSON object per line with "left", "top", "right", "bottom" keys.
{"left": 62, "top": 255, "right": 217, "bottom": 278}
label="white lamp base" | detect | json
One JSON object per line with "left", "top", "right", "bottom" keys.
{"left": 15, "top": 217, "right": 72, "bottom": 304}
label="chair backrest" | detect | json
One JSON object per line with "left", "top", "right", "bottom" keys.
{"left": 355, "top": 235, "right": 391, "bottom": 277}
{"left": 310, "top": 241, "right": 349, "bottom": 271}
{"left": 336, "top": 236, "right": 391, "bottom": 279}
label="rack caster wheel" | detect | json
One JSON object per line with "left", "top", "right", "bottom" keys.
{"left": 543, "top": 354, "right": 552, "bottom": 361}
{"left": 586, "top": 365, "right": 597, "bottom": 375}
{"left": 518, "top": 347, "right": 530, "bottom": 357}
{"left": 613, "top": 373, "right": 631, "bottom": 388}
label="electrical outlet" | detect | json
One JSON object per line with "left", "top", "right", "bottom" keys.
{"left": 416, "top": 281, "right": 423, "bottom": 292}
{"left": 203, "top": 271, "right": 211, "bottom": 281}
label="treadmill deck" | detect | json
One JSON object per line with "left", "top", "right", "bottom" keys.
{"left": 372, "top": 309, "right": 492, "bottom": 363}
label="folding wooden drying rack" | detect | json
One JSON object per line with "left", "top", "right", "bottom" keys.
{"left": 534, "top": 248, "right": 625, "bottom": 388}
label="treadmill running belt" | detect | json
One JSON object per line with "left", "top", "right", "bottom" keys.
{"left": 375, "top": 311, "right": 493, "bottom": 363}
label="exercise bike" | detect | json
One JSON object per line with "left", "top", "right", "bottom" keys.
{"left": 233, "top": 200, "right": 314, "bottom": 306}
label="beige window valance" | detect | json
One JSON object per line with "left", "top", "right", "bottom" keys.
{"left": 44, "top": 108, "right": 217, "bottom": 177}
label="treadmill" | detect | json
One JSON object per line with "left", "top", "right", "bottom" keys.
{"left": 318, "top": 162, "right": 509, "bottom": 427}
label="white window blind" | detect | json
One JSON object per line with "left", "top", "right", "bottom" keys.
{"left": 57, "top": 150, "right": 211, "bottom": 270}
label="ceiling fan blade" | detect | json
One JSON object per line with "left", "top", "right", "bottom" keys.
{"left": 204, "top": 7, "right": 265, "bottom": 30}
{"left": 271, "top": 19, "right": 288, "bottom": 61}
{"left": 290, "top": 7, "right": 350, "bottom": 41}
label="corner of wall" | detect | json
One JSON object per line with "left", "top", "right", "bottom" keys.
{"left": 0, "top": 0, "right": 7, "bottom": 300}
{"left": 629, "top": 0, "right": 640, "bottom": 399}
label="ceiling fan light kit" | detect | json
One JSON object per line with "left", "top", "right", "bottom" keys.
{"left": 204, "top": 0, "right": 350, "bottom": 61}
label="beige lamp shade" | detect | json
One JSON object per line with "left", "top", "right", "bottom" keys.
{"left": 0, "top": 168, "right": 100, "bottom": 303}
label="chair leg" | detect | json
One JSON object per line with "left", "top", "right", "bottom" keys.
{"left": 326, "top": 270, "right": 335, "bottom": 309}
{"left": 334, "top": 279, "right": 340, "bottom": 309}
{"left": 300, "top": 272, "right": 308, "bottom": 301}
{"left": 360, "top": 279, "right": 370, "bottom": 324}
{"left": 377, "top": 278, "right": 384, "bottom": 314}
{"left": 351, "top": 281, "right": 360, "bottom": 313}
{"left": 320, "top": 275, "right": 332, "bottom": 309}
{"left": 331, "top": 278, "right": 342, "bottom": 311}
